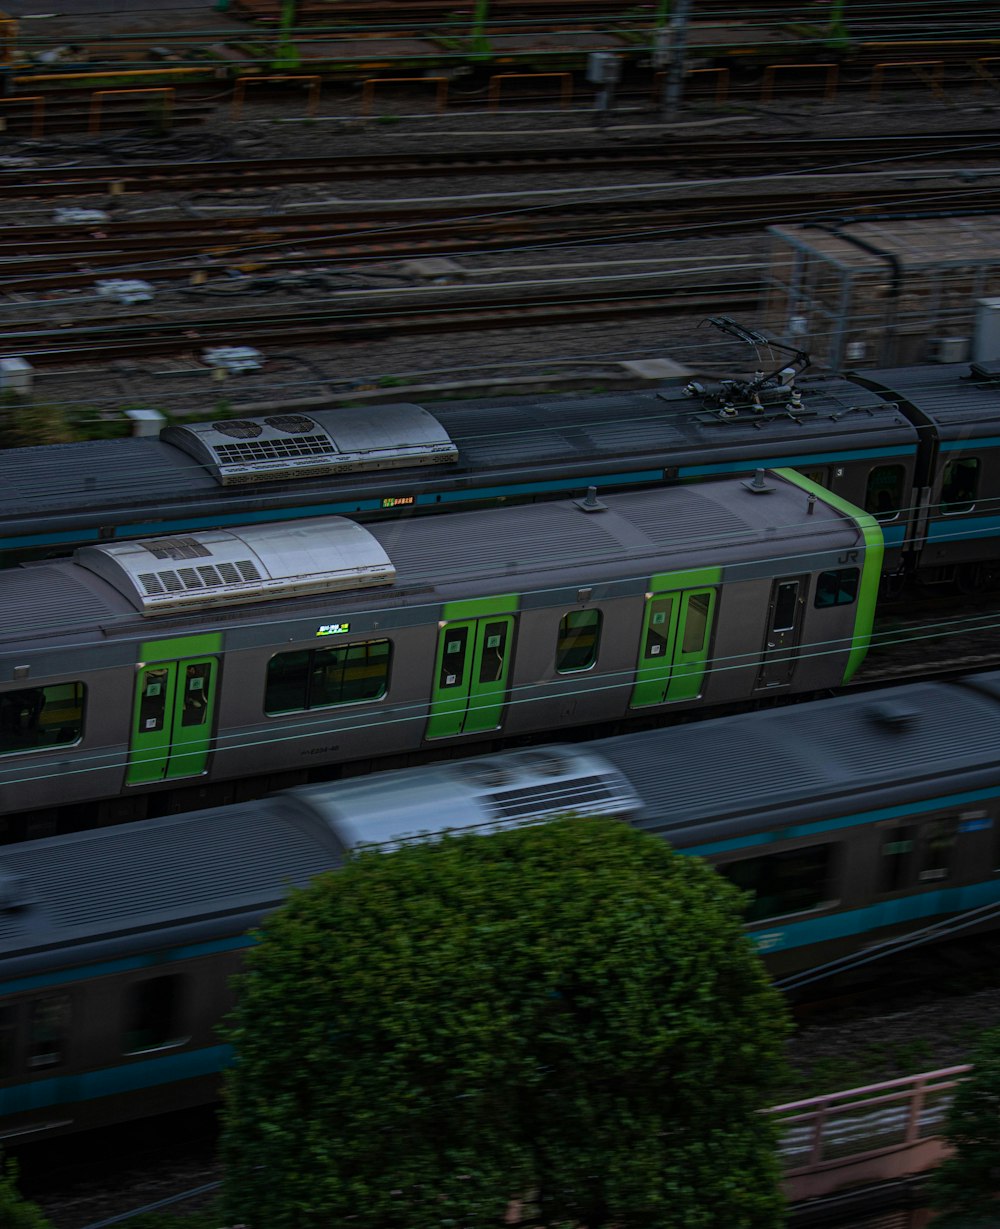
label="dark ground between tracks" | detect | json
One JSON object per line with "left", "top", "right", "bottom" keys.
{"left": 3, "top": 90, "right": 998, "bottom": 419}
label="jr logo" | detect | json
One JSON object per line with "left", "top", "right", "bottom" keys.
{"left": 837, "top": 550, "right": 859, "bottom": 565}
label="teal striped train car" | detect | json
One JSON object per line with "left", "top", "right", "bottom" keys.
{"left": 1, "top": 667, "right": 1000, "bottom": 1141}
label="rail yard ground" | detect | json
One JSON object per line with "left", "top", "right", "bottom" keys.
{"left": 3, "top": 98, "right": 1000, "bottom": 418}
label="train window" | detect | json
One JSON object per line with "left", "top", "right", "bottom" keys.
{"left": 265, "top": 640, "right": 391, "bottom": 714}
{"left": 717, "top": 845, "right": 834, "bottom": 923}
{"left": 802, "top": 468, "right": 828, "bottom": 488}
{"left": 864, "top": 465, "right": 905, "bottom": 520}
{"left": 681, "top": 592, "right": 712, "bottom": 653}
{"left": 181, "top": 663, "right": 212, "bottom": 727}
{"left": 0, "top": 1007, "right": 17, "bottom": 1078}
{"left": 555, "top": 610, "right": 602, "bottom": 673}
{"left": 439, "top": 629, "right": 469, "bottom": 689}
{"left": 879, "top": 826, "right": 915, "bottom": 894}
{"left": 814, "top": 568, "right": 860, "bottom": 608}
{"left": 27, "top": 993, "right": 70, "bottom": 1069}
{"left": 918, "top": 817, "right": 957, "bottom": 883}
{"left": 879, "top": 817, "right": 958, "bottom": 891}
{"left": 771, "top": 582, "right": 799, "bottom": 632}
{"left": 0, "top": 682, "right": 84, "bottom": 757}
{"left": 138, "top": 667, "right": 168, "bottom": 732}
{"left": 479, "top": 622, "right": 509, "bottom": 684}
{"left": 123, "top": 975, "right": 187, "bottom": 1055}
{"left": 941, "top": 457, "right": 979, "bottom": 515}
{"left": 643, "top": 596, "right": 675, "bottom": 659}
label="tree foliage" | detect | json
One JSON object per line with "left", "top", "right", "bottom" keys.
{"left": 221, "top": 816, "right": 789, "bottom": 1229}
{"left": 0, "top": 1155, "right": 53, "bottom": 1229}
{"left": 0, "top": 397, "right": 74, "bottom": 448}
{"left": 929, "top": 1026, "right": 1000, "bottom": 1226}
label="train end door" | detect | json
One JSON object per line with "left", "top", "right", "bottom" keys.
{"left": 755, "top": 576, "right": 807, "bottom": 690}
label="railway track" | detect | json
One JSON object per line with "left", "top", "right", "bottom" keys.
{"left": 0, "top": 282, "right": 763, "bottom": 362}
{"left": 2, "top": 133, "right": 998, "bottom": 199}
{"left": 4, "top": 188, "right": 996, "bottom": 294}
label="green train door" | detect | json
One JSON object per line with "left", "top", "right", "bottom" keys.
{"left": 126, "top": 633, "right": 222, "bottom": 785}
{"left": 630, "top": 570, "right": 719, "bottom": 708}
{"left": 426, "top": 596, "right": 518, "bottom": 739}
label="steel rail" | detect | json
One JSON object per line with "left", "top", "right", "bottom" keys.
{"left": 0, "top": 190, "right": 996, "bottom": 294}
{"left": 0, "top": 281, "right": 763, "bottom": 363}
{"left": 0, "top": 134, "right": 998, "bottom": 198}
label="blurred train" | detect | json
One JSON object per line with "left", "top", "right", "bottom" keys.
{"left": 0, "top": 466, "right": 882, "bottom": 828}
{"left": 2, "top": 668, "right": 1000, "bottom": 1141}
{"left": 4, "top": 345, "right": 1000, "bottom": 593}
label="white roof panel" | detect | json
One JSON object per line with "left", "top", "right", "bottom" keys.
{"left": 74, "top": 517, "right": 395, "bottom": 616}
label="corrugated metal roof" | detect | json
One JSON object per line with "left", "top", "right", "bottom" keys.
{"left": 0, "top": 474, "right": 854, "bottom": 649}
{"left": 0, "top": 437, "right": 214, "bottom": 512}
{"left": 771, "top": 218, "right": 1000, "bottom": 270}
{"left": 369, "top": 478, "right": 837, "bottom": 593}
{"left": 0, "top": 378, "right": 914, "bottom": 547}
{"left": 594, "top": 678, "right": 1000, "bottom": 844}
{"left": 862, "top": 364, "right": 1000, "bottom": 437}
{"left": 0, "top": 563, "right": 122, "bottom": 639}
{"left": 0, "top": 800, "right": 341, "bottom": 960}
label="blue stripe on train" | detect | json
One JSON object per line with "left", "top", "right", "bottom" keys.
{"left": 10, "top": 786, "right": 1000, "bottom": 996}
{"left": 927, "top": 514, "right": 1000, "bottom": 542}
{"left": 0, "top": 935, "right": 253, "bottom": 997}
{"left": 0, "top": 1043, "right": 232, "bottom": 1116}
{"left": 678, "top": 445, "right": 916, "bottom": 477}
{"left": 7, "top": 876, "right": 1000, "bottom": 1116}
{"left": 752, "top": 878, "right": 1000, "bottom": 954}
{"left": 0, "top": 449, "right": 921, "bottom": 549}
{"left": 0, "top": 472, "right": 665, "bottom": 547}
{"left": 686, "top": 784, "right": 1000, "bottom": 857}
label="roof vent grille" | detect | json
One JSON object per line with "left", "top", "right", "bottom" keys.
{"left": 162, "top": 403, "right": 459, "bottom": 486}
{"left": 76, "top": 518, "right": 396, "bottom": 616}
{"left": 484, "top": 775, "right": 634, "bottom": 823}
{"left": 143, "top": 537, "right": 212, "bottom": 562}
{"left": 264, "top": 414, "right": 315, "bottom": 433}
{"left": 214, "top": 419, "right": 263, "bottom": 439}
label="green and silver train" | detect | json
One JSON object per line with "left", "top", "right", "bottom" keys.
{"left": 0, "top": 467, "right": 880, "bottom": 831}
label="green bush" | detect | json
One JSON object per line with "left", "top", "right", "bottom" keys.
{"left": 0, "top": 1156, "right": 53, "bottom": 1229}
{"left": 222, "top": 816, "right": 790, "bottom": 1229}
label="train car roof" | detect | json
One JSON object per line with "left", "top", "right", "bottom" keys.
{"left": 592, "top": 673, "right": 1000, "bottom": 849}
{"left": 0, "top": 472, "right": 863, "bottom": 652}
{"left": 0, "top": 800, "right": 344, "bottom": 981}
{"left": 3, "top": 672, "right": 999, "bottom": 980}
{"left": 429, "top": 376, "right": 908, "bottom": 467}
{"left": 281, "top": 672, "right": 1000, "bottom": 856}
{"left": 858, "top": 363, "right": 1000, "bottom": 442}
{"left": 0, "top": 377, "right": 912, "bottom": 544}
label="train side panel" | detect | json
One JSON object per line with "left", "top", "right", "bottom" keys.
{"left": 0, "top": 475, "right": 879, "bottom": 821}
{"left": 0, "top": 947, "right": 243, "bottom": 1141}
